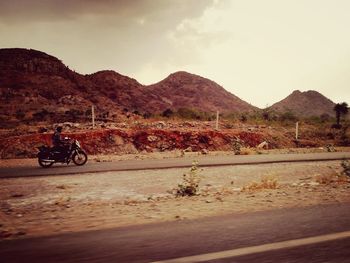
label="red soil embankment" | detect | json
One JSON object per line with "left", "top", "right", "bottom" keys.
{"left": 0, "top": 129, "right": 272, "bottom": 159}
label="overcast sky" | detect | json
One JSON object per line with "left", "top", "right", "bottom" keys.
{"left": 1, "top": 0, "right": 349, "bottom": 108}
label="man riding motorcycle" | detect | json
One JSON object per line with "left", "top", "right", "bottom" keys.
{"left": 51, "top": 126, "right": 69, "bottom": 160}
{"left": 52, "top": 126, "right": 63, "bottom": 146}
{"left": 37, "top": 126, "right": 88, "bottom": 168}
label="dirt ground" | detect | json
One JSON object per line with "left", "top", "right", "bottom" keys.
{"left": 1, "top": 159, "right": 350, "bottom": 240}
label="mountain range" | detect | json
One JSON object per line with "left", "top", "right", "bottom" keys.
{"left": 0, "top": 48, "right": 336, "bottom": 125}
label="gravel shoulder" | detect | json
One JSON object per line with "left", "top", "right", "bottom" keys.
{"left": 1, "top": 160, "right": 349, "bottom": 240}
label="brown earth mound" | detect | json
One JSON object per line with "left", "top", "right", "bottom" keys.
{"left": 269, "top": 90, "right": 335, "bottom": 117}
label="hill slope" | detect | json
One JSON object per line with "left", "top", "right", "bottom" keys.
{"left": 269, "top": 90, "right": 335, "bottom": 117}
{"left": 0, "top": 48, "right": 257, "bottom": 126}
{"left": 146, "top": 71, "right": 255, "bottom": 113}
{"left": 0, "top": 48, "right": 123, "bottom": 126}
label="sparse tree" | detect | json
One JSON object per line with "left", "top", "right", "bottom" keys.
{"left": 262, "top": 111, "right": 270, "bottom": 121}
{"left": 162, "top": 108, "right": 174, "bottom": 118}
{"left": 279, "top": 111, "right": 298, "bottom": 122}
{"left": 334, "top": 102, "right": 349, "bottom": 127}
{"left": 240, "top": 114, "right": 247, "bottom": 123}
{"left": 143, "top": 112, "right": 151, "bottom": 119}
{"left": 320, "top": 113, "right": 331, "bottom": 123}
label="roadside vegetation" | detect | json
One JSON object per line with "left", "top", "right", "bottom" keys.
{"left": 241, "top": 175, "right": 279, "bottom": 192}
{"left": 315, "top": 159, "right": 350, "bottom": 185}
{"left": 176, "top": 161, "right": 201, "bottom": 196}
{"left": 341, "top": 159, "right": 350, "bottom": 177}
{"left": 333, "top": 102, "right": 349, "bottom": 128}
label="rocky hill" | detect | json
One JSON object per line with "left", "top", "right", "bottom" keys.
{"left": 86, "top": 70, "right": 257, "bottom": 113}
{"left": 269, "top": 90, "right": 335, "bottom": 117}
{"left": 0, "top": 48, "right": 257, "bottom": 127}
{"left": 0, "top": 48, "right": 123, "bottom": 127}
{"left": 146, "top": 71, "right": 255, "bottom": 113}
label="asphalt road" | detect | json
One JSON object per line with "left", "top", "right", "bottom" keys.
{"left": 1, "top": 203, "right": 350, "bottom": 262}
{"left": 1, "top": 152, "right": 350, "bottom": 178}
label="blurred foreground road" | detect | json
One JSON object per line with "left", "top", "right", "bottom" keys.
{"left": 1, "top": 202, "right": 350, "bottom": 262}
{"left": 1, "top": 152, "right": 350, "bottom": 178}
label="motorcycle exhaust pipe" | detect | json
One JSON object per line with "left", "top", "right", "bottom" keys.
{"left": 41, "top": 159, "right": 55, "bottom": 163}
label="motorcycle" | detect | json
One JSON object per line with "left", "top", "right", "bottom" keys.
{"left": 37, "top": 138, "right": 88, "bottom": 168}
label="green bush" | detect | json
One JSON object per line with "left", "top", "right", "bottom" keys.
{"left": 175, "top": 108, "right": 214, "bottom": 121}
{"left": 279, "top": 111, "right": 298, "bottom": 122}
{"left": 222, "top": 112, "right": 237, "bottom": 121}
{"left": 240, "top": 114, "right": 247, "bottom": 122}
{"left": 162, "top": 108, "right": 174, "bottom": 118}
{"left": 176, "top": 108, "right": 198, "bottom": 119}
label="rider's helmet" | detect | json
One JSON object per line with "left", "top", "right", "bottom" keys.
{"left": 56, "top": 126, "right": 63, "bottom": 133}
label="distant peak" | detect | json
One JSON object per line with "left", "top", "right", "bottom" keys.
{"left": 0, "top": 48, "right": 60, "bottom": 61}
{"left": 170, "top": 71, "right": 192, "bottom": 76}
{"left": 167, "top": 71, "right": 198, "bottom": 79}
{"left": 164, "top": 71, "right": 214, "bottom": 83}
{"left": 291, "top": 90, "right": 321, "bottom": 95}
{"left": 291, "top": 90, "right": 302, "bottom": 94}
{"left": 304, "top": 90, "right": 321, "bottom": 95}
{"left": 88, "top": 70, "right": 141, "bottom": 85}
{"left": 91, "top": 70, "right": 120, "bottom": 76}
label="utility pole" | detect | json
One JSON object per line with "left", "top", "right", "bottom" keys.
{"left": 215, "top": 111, "right": 219, "bottom": 130}
{"left": 295, "top": 121, "right": 299, "bottom": 140}
{"left": 92, "top": 105, "right": 95, "bottom": 129}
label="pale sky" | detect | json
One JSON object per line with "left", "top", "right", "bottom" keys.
{"left": 1, "top": 0, "right": 349, "bottom": 108}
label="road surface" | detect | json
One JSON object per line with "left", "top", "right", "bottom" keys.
{"left": 1, "top": 202, "right": 350, "bottom": 262}
{"left": 1, "top": 152, "right": 350, "bottom": 178}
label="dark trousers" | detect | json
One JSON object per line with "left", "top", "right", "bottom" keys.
{"left": 52, "top": 144, "right": 69, "bottom": 159}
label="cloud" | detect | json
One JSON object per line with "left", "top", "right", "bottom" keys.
{"left": 0, "top": 0, "right": 217, "bottom": 73}
{"left": 133, "top": 0, "right": 233, "bottom": 83}
{"left": 0, "top": 0, "right": 214, "bottom": 24}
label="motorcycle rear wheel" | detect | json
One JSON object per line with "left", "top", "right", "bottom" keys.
{"left": 38, "top": 158, "right": 54, "bottom": 168}
{"left": 72, "top": 151, "right": 88, "bottom": 166}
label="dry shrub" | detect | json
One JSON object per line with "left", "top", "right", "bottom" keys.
{"left": 123, "top": 199, "right": 140, "bottom": 206}
{"left": 316, "top": 173, "right": 349, "bottom": 185}
{"left": 232, "top": 139, "right": 242, "bottom": 155}
{"left": 240, "top": 147, "right": 255, "bottom": 155}
{"left": 341, "top": 160, "right": 350, "bottom": 176}
{"left": 316, "top": 161, "right": 350, "bottom": 185}
{"left": 176, "top": 161, "right": 201, "bottom": 196}
{"left": 325, "top": 144, "right": 336, "bottom": 152}
{"left": 56, "top": 184, "right": 68, "bottom": 190}
{"left": 242, "top": 175, "right": 278, "bottom": 192}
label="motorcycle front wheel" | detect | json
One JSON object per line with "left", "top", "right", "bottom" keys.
{"left": 72, "top": 151, "right": 88, "bottom": 166}
{"left": 38, "top": 158, "right": 54, "bottom": 168}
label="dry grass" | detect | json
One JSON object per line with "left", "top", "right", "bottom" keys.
{"left": 315, "top": 173, "right": 349, "bottom": 185}
{"left": 242, "top": 175, "right": 278, "bottom": 192}
{"left": 56, "top": 184, "right": 69, "bottom": 190}
{"left": 240, "top": 147, "right": 256, "bottom": 155}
